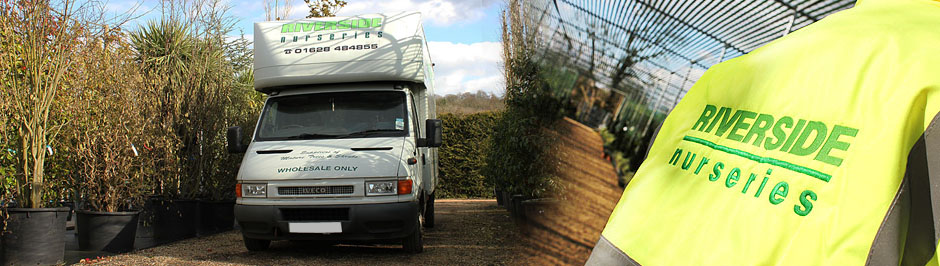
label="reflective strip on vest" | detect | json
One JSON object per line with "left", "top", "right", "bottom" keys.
{"left": 591, "top": 0, "right": 940, "bottom": 265}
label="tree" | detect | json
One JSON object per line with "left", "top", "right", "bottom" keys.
{"left": 304, "top": 0, "right": 347, "bottom": 18}
{"left": 0, "top": 0, "right": 81, "bottom": 208}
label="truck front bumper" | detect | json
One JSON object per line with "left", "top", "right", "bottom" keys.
{"left": 234, "top": 202, "right": 418, "bottom": 241}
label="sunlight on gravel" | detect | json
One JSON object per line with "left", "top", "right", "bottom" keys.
{"left": 76, "top": 200, "right": 520, "bottom": 266}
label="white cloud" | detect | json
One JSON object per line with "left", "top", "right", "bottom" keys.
{"left": 428, "top": 41, "right": 504, "bottom": 95}
{"left": 248, "top": 0, "right": 497, "bottom": 30}
{"left": 337, "top": 0, "right": 497, "bottom": 26}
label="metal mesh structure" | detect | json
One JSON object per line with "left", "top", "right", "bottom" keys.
{"left": 527, "top": 0, "right": 856, "bottom": 126}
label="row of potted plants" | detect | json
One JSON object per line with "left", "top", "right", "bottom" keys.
{"left": 0, "top": 1, "right": 259, "bottom": 265}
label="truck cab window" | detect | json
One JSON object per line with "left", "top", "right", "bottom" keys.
{"left": 410, "top": 93, "right": 421, "bottom": 138}
{"left": 255, "top": 91, "right": 408, "bottom": 141}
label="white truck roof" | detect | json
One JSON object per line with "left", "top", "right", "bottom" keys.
{"left": 253, "top": 12, "right": 433, "bottom": 93}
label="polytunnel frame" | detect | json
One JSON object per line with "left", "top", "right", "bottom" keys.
{"left": 524, "top": 0, "right": 856, "bottom": 138}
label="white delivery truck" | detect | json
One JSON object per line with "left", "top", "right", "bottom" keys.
{"left": 226, "top": 11, "right": 441, "bottom": 253}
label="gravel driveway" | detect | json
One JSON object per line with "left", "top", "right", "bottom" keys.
{"left": 74, "top": 199, "right": 520, "bottom": 266}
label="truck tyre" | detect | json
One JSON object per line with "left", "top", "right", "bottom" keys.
{"left": 402, "top": 215, "right": 424, "bottom": 253}
{"left": 423, "top": 193, "right": 435, "bottom": 228}
{"left": 244, "top": 236, "right": 270, "bottom": 251}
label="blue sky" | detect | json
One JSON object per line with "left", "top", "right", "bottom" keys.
{"left": 104, "top": 0, "right": 505, "bottom": 96}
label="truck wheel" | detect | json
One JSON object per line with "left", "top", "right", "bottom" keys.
{"left": 423, "top": 193, "right": 435, "bottom": 228}
{"left": 244, "top": 236, "right": 270, "bottom": 251}
{"left": 402, "top": 215, "right": 423, "bottom": 253}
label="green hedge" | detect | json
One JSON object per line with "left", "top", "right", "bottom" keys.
{"left": 437, "top": 112, "right": 498, "bottom": 198}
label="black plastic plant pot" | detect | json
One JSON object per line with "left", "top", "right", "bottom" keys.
{"left": 502, "top": 191, "right": 513, "bottom": 213}
{"left": 153, "top": 199, "right": 198, "bottom": 243}
{"left": 59, "top": 201, "right": 75, "bottom": 222}
{"left": 511, "top": 195, "right": 527, "bottom": 223}
{"left": 211, "top": 201, "right": 235, "bottom": 232}
{"left": 76, "top": 210, "right": 140, "bottom": 253}
{"left": 198, "top": 200, "right": 235, "bottom": 235}
{"left": 0, "top": 207, "right": 69, "bottom": 266}
{"left": 197, "top": 200, "right": 214, "bottom": 236}
{"left": 494, "top": 189, "right": 504, "bottom": 206}
{"left": 135, "top": 198, "right": 157, "bottom": 239}
{"left": 521, "top": 198, "right": 558, "bottom": 225}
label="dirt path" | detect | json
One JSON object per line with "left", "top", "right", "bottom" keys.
{"left": 77, "top": 200, "right": 520, "bottom": 266}
{"left": 516, "top": 117, "right": 624, "bottom": 265}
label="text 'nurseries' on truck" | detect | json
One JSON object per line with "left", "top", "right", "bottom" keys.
{"left": 226, "top": 12, "right": 442, "bottom": 253}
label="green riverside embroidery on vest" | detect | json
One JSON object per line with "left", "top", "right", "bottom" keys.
{"left": 667, "top": 146, "right": 818, "bottom": 216}
{"left": 682, "top": 135, "right": 832, "bottom": 182}
{"left": 691, "top": 104, "right": 858, "bottom": 167}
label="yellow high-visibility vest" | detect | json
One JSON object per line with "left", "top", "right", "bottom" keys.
{"left": 588, "top": 0, "right": 940, "bottom": 265}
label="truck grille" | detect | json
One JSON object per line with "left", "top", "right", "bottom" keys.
{"left": 278, "top": 185, "right": 354, "bottom": 195}
{"left": 280, "top": 208, "right": 350, "bottom": 221}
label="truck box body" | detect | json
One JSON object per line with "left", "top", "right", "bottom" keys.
{"left": 234, "top": 12, "right": 440, "bottom": 251}
{"left": 253, "top": 12, "right": 433, "bottom": 92}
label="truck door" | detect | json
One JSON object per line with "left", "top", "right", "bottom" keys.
{"left": 408, "top": 93, "right": 425, "bottom": 196}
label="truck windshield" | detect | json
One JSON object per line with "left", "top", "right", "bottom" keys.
{"left": 255, "top": 91, "right": 408, "bottom": 141}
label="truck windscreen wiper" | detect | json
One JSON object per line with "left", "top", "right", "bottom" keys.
{"left": 340, "top": 129, "right": 403, "bottom": 138}
{"left": 283, "top": 133, "right": 341, "bottom": 140}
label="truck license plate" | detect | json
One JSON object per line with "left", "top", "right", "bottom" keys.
{"left": 289, "top": 222, "right": 342, "bottom": 233}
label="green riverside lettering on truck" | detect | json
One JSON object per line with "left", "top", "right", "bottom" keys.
{"left": 691, "top": 104, "right": 859, "bottom": 167}
{"left": 281, "top": 18, "right": 384, "bottom": 33}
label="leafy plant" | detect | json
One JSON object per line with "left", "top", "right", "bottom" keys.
{"left": 438, "top": 112, "right": 498, "bottom": 198}
{"left": 0, "top": 0, "right": 81, "bottom": 208}
{"left": 71, "top": 33, "right": 154, "bottom": 212}
{"left": 436, "top": 91, "right": 505, "bottom": 115}
{"left": 303, "top": 0, "right": 346, "bottom": 18}
{"left": 483, "top": 0, "right": 564, "bottom": 198}
{"left": 130, "top": 19, "right": 193, "bottom": 199}
{"left": 129, "top": 0, "right": 262, "bottom": 201}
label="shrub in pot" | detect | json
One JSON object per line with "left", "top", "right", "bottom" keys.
{"left": 70, "top": 35, "right": 154, "bottom": 253}
{"left": 129, "top": 16, "right": 258, "bottom": 242}
{"left": 194, "top": 112, "right": 242, "bottom": 236}
{"left": 0, "top": 1, "right": 86, "bottom": 264}
{"left": 128, "top": 20, "right": 204, "bottom": 244}
{"left": 198, "top": 166, "right": 237, "bottom": 236}
{"left": 482, "top": 3, "right": 563, "bottom": 220}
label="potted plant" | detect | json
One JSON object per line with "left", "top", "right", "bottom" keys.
{"left": 197, "top": 131, "right": 240, "bottom": 236}
{"left": 197, "top": 172, "right": 236, "bottom": 236}
{"left": 71, "top": 34, "right": 153, "bottom": 253}
{"left": 195, "top": 132, "right": 238, "bottom": 236}
{"left": 0, "top": 2, "right": 81, "bottom": 264}
{"left": 195, "top": 83, "right": 256, "bottom": 236}
{"left": 127, "top": 19, "right": 200, "bottom": 244}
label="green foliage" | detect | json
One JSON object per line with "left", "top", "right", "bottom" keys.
{"left": 483, "top": 0, "right": 564, "bottom": 198}
{"left": 303, "top": 0, "right": 347, "bottom": 18}
{"left": 126, "top": 4, "right": 263, "bottom": 201}
{"left": 605, "top": 101, "right": 666, "bottom": 175}
{"left": 540, "top": 63, "right": 579, "bottom": 99}
{"left": 435, "top": 91, "right": 505, "bottom": 115}
{"left": 131, "top": 20, "right": 193, "bottom": 76}
{"left": 69, "top": 38, "right": 155, "bottom": 211}
{"left": 0, "top": 0, "right": 262, "bottom": 212}
{"left": 0, "top": 138, "right": 15, "bottom": 208}
{"left": 437, "top": 112, "right": 498, "bottom": 198}
{"left": 0, "top": 0, "right": 83, "bottom": 208}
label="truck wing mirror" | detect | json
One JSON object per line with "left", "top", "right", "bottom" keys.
{"left": 425, "top": 119, "right": 442, "bottom": 148}
{"left": 227, "top": 126, "right": 248, "bottom": 153}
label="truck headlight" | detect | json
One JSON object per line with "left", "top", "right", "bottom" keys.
{"left": 365, "top": 181, "right": 397, "bottom": 196}
{"left": 241, "top": 183, "right": 267, "bottom": 198}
